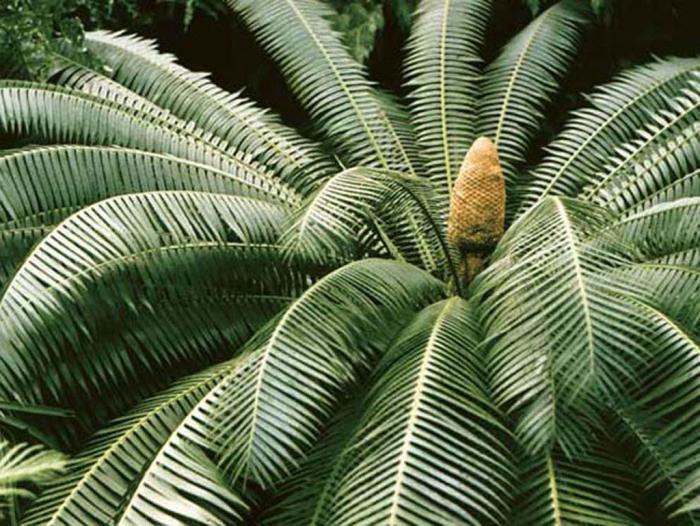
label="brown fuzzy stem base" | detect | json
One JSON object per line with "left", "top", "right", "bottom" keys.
{"left": 460, "top": 251, "right": 488, "bottom": 286}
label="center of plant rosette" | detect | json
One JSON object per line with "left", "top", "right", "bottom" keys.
{"left": 447, "top": 136, "right": 506, "bottom": 286}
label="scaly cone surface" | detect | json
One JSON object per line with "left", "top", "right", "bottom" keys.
{"left": 447, "top": 137, "right": 506, "bottom": 286}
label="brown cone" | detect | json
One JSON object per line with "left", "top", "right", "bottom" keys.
{"left": 447, "top": 137, "right": 505, "bottom": 285}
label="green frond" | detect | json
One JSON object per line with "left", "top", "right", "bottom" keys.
{"left": 282, "top": 167, "right": 459, "bottom": 283}
{"left": 477, "top": 0, "right": 591, "bottom": 184}
{"left": 0, "top": 82, "right": 299, "bottom": 204}
{"left": 404, "top": 0, "right": 491, "bottom": 208}
{"left": 518, "top": 56, "right": 700, "bottom": 215}
{"left": 625, "top": 167, "right": 700, "bottom": 215}
{"left": 317, "top": 298, "right": 513, "bottom": 525}
{"left": 603, "top": 198, "right": 700, "bottom": 262}
{"left": 614, "top": 305, "right": 700, "bottom": 521}
{"left": 211, "top": 259, "right": 445, "bottom": 488}
{"left": 0, "top": 145, "right": 285, "bottom": 284}
{"left": 0, "top": 191, "right": 292, "bottom": 405}
{"left": 257, "top": 400, "right": 363, "bottom": 525}
{"left": 511, "top": 450, "right": 641, "bottom": 525}
{"left": 0, "top": 440, "right": 65, "bottom": 505}
{"left": 83, "top": 30, "right": 334, "bottom": 194}
{"left": 51, "top": 63, "right": 185, "bottom": 125}
{"left": 225, "top": 0, "right": 419, "bottom": 175}
{"left": 581, "top": 84, "right": 700, "bottom": 208}
{"left": 21, "top": 360, "right": 248, "bottom": 526}
{"left": 477, "top": 197, "right": 650, "bottom": 453}
{"left": 592, "top": 122, "right": 700, "bottom": 213}
{"left": 609, "top": 263, "right": 700, "bottom": 326}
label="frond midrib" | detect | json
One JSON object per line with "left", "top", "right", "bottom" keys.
{"left": 386, "top": 297, "right": 456, "bottom": 525}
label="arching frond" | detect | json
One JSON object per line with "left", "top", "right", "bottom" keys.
{"left": 511, "top": 450, "right": 640, "bottom": 525}
{"left": 317, "top": 298, "right": 513, "bottom": 525}
{"left": 83, "top": 30, "right": 333, "bottom": 194}
{"left": 477, "top": 0, "right": 591, "bottom": 184}
{"left": 256, "top": 400, "right": 362, "bottom": 526}
{"left": 476, "top": 197, "right": 649, "bottom": 453}
{"left": 404, "top": 0, "right": 491, "bottom": 208}
{"left": 603, "top": 198, "right": 700, "bottom": 262}
{"left": 614, "top": 303, "right": 700, "bottom": 522}
{"left": 21, "top": 360, "right": 248, "bottom": 526}
{"left": 0, "top": 82, "right": 298, "bottom": 204}
{"left": 518, "top": 56, "right": 700, "bottom": 215}
{"left": 591, "top": 121, "right": 700, "bottom": 214}
{"left": 581, "top": 84, "right": 700, "bottom": 207}
{"left": 225, "top": 0, "right": 419, "bottom": 175}
{"left": 51, "top": 63, "right": 183, "bottom": 124}
{"left": 609, "top": 262, "right": 700, "bottom": 326}
{"left": 211, "top": 259, "right": 445, "bottom": 488}
{"left": 625, "top": 167, "right": 700, "bottom": 215}
{"left": 0, "top": 145, "right": 285, "bottom": 284}
{"left": 0, "top": 192, "right": 292, "bottom": 405}
{"left": 282, "top": 167, "right": 459, "bottom": 284}
{"left": 0, "top": 440, "right": 65, "bottom": 502}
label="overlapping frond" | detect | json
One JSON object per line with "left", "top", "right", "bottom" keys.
{"left": 0, "top": 1, "right": 696, "bottom": 522}
{"left": 0, "top": 192, "right": 294, "bottom": 407}
{"left": 477, "top": 0, "right": 591, "bottom": 184}
{"left": 603, "top": 198, "right": 700, "bottom": 262}
{"left": 511, "top": 450, "right": 640, "bottom": 525}
{"left": 518, "top": 56, "right": 700, "bottom": 215}
{"left": 0, "top": 82, "right": 298, "bottom": 204}
{"left": 614, "top": 302, "right": 700, "bottom": 522}
{"left": 476, "top": 197, "right": 650, "bottom": 453}
{"left": 0, "top": 440, "right": 65, "bottom": 503}
{"left": 22, "top": 360, "right": 248, "bottom": 526}
{"left": 582, "top": 83, "right": 700, "bottom": 209}
{"left": 256, "top": 400, "right": 362, "bottom": 525}
{"left": 0, "top": 145, "right": 283, "bottom": 284}
{"left": 211, "top": 259, "right": 445, "bottom": 488}
{"left": 51, "top": 63, "right": 184, "bottom": 124}
{"left": 314, "top": 298, "right": 513, "bottom": 525}
{"left": 405, "top": 0, "right": 491, "bottom": 208}
{"left": 282, "top": 167, "right": 458, "bottom": 282}
{"left": 82, "top": 30, "right": 334, "bottom": 194}
{"left": 225, "top": 0, "right": 419, "bottom": 175}
{"left": 625, "top": 167, "right": 700, "bottom": 215}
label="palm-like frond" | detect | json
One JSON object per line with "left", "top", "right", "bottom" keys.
{"left": 0, "top": 82, "right": 298, "bottom": 204}
{"left": 405, "top": 0, "right": 491, "bottom": 208}
{"left": 21, "top": 360, "right": 248, "bottom": 526}
{"left": 625, "top": 167, "right": 700, "bottom": 215}
{"left": 51, "top": 63, "right": 185, "bottom": 125}
{"left": 0, "top": 145, "right": 283, "bottom": 284}
{"left": 614, "top": 301, "right": 700, "bottom": 522}
{"left": 255, "top": 399, "right": 363, "bottom": 525}
{"left": 584, "top": 83, "right": 700, "bottom": 211}
{"left": 225, "top": 0, "right": 420, "bottom": 175}
{"left": 518, "top": 56, "right": 700, "bottom": 215}
{"left": 477, "top": 0, "right": 591, "bottom": 184}
{"left": 282, "top": 167, "right": 459, "bottom": 283}
{"left": 0, "top": 191, "right": 293, "bottom": 406}
{"left": 314, "top": 298, "right": 513, "bottom": 525}
{"left": 604, "top": 198, "right": 700, "bottom": 262}
{"left": 476, "top": 197, "right": 650, "bottom": 453}
{"left": 211, "top": 259, "right": 444, "bottom": 488}
{"left": 511, "top": 450, "right": 640, "bottom": 525}
{"left": 0, "top": 440, "right": 65, "bottom": 502}
{"left": 0, "top": 1, "right": 697, "bottom": 523}
{"left": 82, "top": 30, "right": 333, "bottom": 194}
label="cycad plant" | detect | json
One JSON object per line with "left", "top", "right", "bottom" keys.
{"left": 0, "top": 0, "right": 698, "bottom": 524}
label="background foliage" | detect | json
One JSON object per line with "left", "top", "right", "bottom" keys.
{"left": 1, "top": 0, "right": 699, "bottom": 148}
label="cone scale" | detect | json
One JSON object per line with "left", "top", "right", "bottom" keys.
{"left": 447, "top": 137, "right": 506, "bottom": 286}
